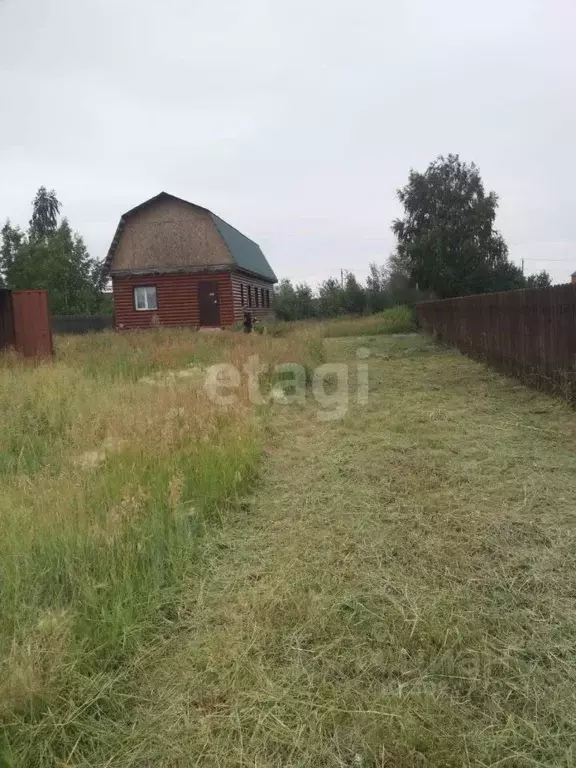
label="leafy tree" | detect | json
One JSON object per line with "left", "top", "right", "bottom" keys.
{"left": 29, "top": 187, "right": 60, "bottom": 239}
{"left": 525, "top": 270, "right": 552, "bottom": 289}
{"left": 365, "top": 255, "right": 432, "bottom": 308}
{"left": 0, "top": 221, "right": 23, "bottom": 286}
{"left": 392, "top": 154, "right": 524, "bottom": 298}
{"left": 294, "top": 283, "right": 316, "bottom": 319}
{"left": 274, "top": 278, "right": 299, "bottom": 320}
{"left": 273, "top": 279, "right": 318, "bottom": 321}
{"left": 342, "top": 272, "right": 366, "bottom": 315}
{"left": 366, "top": 263, "right": 390, "bottom": 313}
{"left": 318, "top": 277, "right": 344, "bottom": 317}
{"left": 384, "top": 252, "right": 414, "bottom": 304}
{"left": 1, "top": 187, "right": 108, "bottom": 314}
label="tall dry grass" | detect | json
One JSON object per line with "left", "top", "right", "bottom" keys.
{"left": 0, "top": 327, "right": 324, "bottom": 764}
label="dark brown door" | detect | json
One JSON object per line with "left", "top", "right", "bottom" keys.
{"left": 198, "top": 281, "right": 221, "bottom": 327}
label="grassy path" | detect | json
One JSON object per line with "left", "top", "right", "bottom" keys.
{"left": 109, "top": 336, "right": 576, "bottom": 766}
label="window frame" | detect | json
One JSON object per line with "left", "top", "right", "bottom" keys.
{"left": 134, "top": 285, "right": 158, "bottom": 311}
{"left": 248, "top": 285, "right": 253, "bottom": 308}
{"left": 240, "top": 283, "right": 245, "bottom": 307}
{"left": 254, "top": 286, "right": 259, "bottom": 307}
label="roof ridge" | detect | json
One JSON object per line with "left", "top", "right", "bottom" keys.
{"left": 105, "top": 192, "right": 276, "bottom": 282}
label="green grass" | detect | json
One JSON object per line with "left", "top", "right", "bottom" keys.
{"left": 261, "top": 305, "right": 416, "bottom": 338}
{"left": 0, "top": 327, "right": 324, "bottom": 766}
{"left": 320, "top": 305, "right": 416, "bottom": 337}
{"left": 3, "top": 325, "right": 576, "bottom": 765}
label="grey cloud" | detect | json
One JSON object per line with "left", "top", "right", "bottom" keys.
{"left": 1, "top": 0, "right": 575, "bottom": 284}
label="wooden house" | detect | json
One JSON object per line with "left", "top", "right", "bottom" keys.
{"left": 105, "top": 192, "right": 277, "bottom": 329}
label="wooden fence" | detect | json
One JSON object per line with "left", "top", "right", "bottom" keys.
{"left": 416, "top": 284, "right": 576, "bottom": 399}
{"left": 51, "top": 315, "right": 114, "bottom": 334}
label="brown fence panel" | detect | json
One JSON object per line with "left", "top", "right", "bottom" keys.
{"left": 11, "top": 290, "right": 54, "bottom": 358}
{"left": 0, "top": 290, "right": 15, "bottom": 349}
{"left": 51, "top": 315, "right": 114, "bottom": 334}
{"left": 416, "top": 284, "right": 576, "bottom": 399}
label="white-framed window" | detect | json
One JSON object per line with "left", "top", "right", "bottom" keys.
{"left": 134, "top": 286, "right": 158, "bottom": 311}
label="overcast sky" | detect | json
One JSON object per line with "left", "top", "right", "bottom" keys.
{"left": 1, "top": 0, "right": 575, "bottom": 285}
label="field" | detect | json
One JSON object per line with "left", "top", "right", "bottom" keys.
{"left": 2, "top": 310, "right": 576, "bottom": 766}
{"left": 263, "top": 306, "right": 416, "bottom": 338}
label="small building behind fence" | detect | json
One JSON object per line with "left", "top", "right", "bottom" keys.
{"left": 0, "top": 289, "right": 53, "bottom": 358}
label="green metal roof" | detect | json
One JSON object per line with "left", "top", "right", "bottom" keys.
{"left": 210, "top": 213, "right": 277, "bottom": 283}
{"left": 106, "top": 192, "right": 277, "bottom": 282}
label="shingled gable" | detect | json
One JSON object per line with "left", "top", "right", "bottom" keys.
{"left": 105, "top": 192, "right": 277, "bottom": 283}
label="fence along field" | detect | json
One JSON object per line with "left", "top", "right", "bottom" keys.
{"left": 416, "top": 283, "right": 576, "bottom": 399}
{"left": 50, "top": 314, "right": 113, "bottom": 334}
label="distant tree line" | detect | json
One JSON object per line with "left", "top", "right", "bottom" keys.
{"left": 0, "top": 187, "right": 109, "bottom": 315}
{"left": 276, "top": 154, "right": 552, "bottom": 321}
{"left": 274, "top": 258, "right": 430, "bottom": 321}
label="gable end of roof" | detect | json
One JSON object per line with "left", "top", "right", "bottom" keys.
{"left": 105, "top": 192, "right": 276, "bottom": 282}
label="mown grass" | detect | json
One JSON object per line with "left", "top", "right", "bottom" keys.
{"left": 4, "top": 322, "right": 576, "bottom": 766}
{"left": 114, "top": 334, "right": 576, "bottom": 768}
